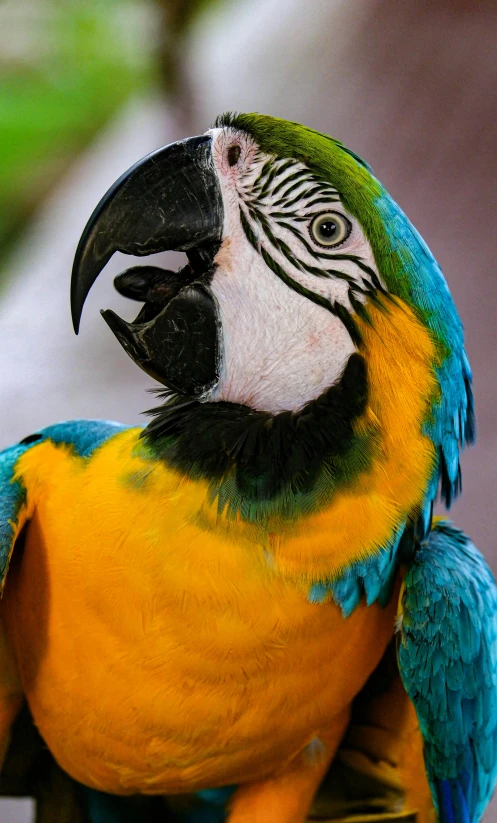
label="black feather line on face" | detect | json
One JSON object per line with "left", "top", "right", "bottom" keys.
{"left": 304, "top": 196, "right": 340, "bottom": 209}
{"left": 274, "top": 219, "right": 321, "bottom": 259}
{"left": 235, "top": 157, "right": 390, "bottom": 343}
{"left": 251, "top": 159, "right": 273, "bottom": 192}
{"left": 239, "top": 206, "right": 363, "bottom": 347}
{"left": 272, "top": 173, "right": 313, "bottom": 205}
{"left": 239, "top": 208, "right": 259, "bottom": 251}
{"left": 257, "top": 163, "right": 287, "bottom": 200}
{"left": 142, "top": 353, "right": 368, "bottom": 505}
{"left": 271, "top": 165, "right": 308, "bottom": 197}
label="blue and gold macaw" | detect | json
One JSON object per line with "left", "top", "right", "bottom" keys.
{"left": 0, "top": 113, "right": 496, "bottom": 823}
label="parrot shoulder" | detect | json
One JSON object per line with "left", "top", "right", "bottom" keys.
{"left": 0, "top": 420, "right": 129, "bottom": 592}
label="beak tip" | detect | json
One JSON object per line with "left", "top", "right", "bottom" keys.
{"left": 70, "top": 288, "right": 82, "bottom": 334}
{"left": 71, "top": 309, "right": 81, "bottom": 335}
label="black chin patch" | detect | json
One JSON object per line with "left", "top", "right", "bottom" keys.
{"left": 102, "top": 282, "right": 220, "bottom": 397}
{"left": 142, "top": 353, "right": 369, "bottom": 509}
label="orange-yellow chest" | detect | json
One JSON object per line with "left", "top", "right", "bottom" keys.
{"left": 3, "top": 298, "right": 437, "bottom": 794}
{"left": 4, "top": 434, "right": 398, "bottom": 794}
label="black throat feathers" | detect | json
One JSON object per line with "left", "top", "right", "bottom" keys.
{"left": 141, "top": 353, "right": 369, "bottom": 513}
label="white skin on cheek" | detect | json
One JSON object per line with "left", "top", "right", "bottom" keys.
{"left": 208, "top": 237, "right": 356, "bottom": 413}
{"left": 205, "top": 128, "right": 378, "bottom": 414}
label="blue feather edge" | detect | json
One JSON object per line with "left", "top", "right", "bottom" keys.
{"left": 398, "top": 520, "right": 497, "bottom": 822}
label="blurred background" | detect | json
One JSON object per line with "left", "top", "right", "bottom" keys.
{"left": 0, "top": 0, "right": 496, "bottom": 820}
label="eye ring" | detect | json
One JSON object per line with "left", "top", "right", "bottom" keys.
{"left": 310, "top": 211, "right": 352, "bottom": 248}
{"left": 227, "top": 145, "right": 241, "bottom": 167}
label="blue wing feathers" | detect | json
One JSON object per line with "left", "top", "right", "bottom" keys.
{"left": 39, "top": 419, "right": 129, "bottom": 457}
{"left": 398, "top": 520, "right": 497, "bottom": 822}
{"left": 0, "top": 441, "right": 30, "bottom": 582}
{"left": 437, "top": 779, "right": 456, "bottom": 823}
{"left": 310, "top": 519, "right": 405, "bottom": 616}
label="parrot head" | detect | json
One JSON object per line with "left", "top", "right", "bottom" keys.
{"left": 72, "top": 113, "right": 473, "bottom": 523}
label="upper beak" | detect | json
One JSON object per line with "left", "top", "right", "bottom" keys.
{"left": 70, "top": 134, "right": 223, "bottom": 333}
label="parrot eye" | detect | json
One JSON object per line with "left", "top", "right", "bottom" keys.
{"left": 227, "top": 145, "right": 241, "bottom": 166}
{"left": 310, "top": 212, "right": 351, "bottom": 248}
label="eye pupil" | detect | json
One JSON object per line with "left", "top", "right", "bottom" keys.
{"left": 318, "top": 220, "right": 337, "bottom": 238}
{"left": 310, "top": 211, "right": 351, "bottom": 248}
{"left": 228, "top": 145, "right": 241, "bottom": 166}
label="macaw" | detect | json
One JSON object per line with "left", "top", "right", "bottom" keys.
{"left": 0, "top": 112, "right": 496, "bottom": 823}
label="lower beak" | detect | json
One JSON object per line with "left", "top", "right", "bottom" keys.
{"left": 70, "top": 134, "right": 224, "bottom": 396}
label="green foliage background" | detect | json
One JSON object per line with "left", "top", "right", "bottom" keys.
{"left": 0, "top": 0, "right": 160, "bottom": 262}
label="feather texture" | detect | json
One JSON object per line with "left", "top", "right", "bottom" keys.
{"left": 0, "top": 421, "right": 127, "bottom": 591}
{"left": 397, "top": 520, "right": 497, "bottom": 822}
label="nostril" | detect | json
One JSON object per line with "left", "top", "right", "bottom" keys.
{"left": 227, "top": 145, "right": 241, "bottom": 167}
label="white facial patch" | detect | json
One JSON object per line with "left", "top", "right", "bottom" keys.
{"left": 208, "top": 239, "right": 355, "bottom": 413}
{"left": 205, "top": 127, "right": 382, "bottom": 414}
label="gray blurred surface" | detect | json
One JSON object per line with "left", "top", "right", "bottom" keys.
{"left": 1, "top": 0, "right": 496, "bottom": 820}
{"left": 0, "top": 799, "right": 34, "bottom": 823}
{"left": 0, "top": 95, "right": 184, "bottom": 442}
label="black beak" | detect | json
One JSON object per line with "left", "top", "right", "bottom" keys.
{"left": 70, "top": 133, "right": 224, "bottom": 397}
